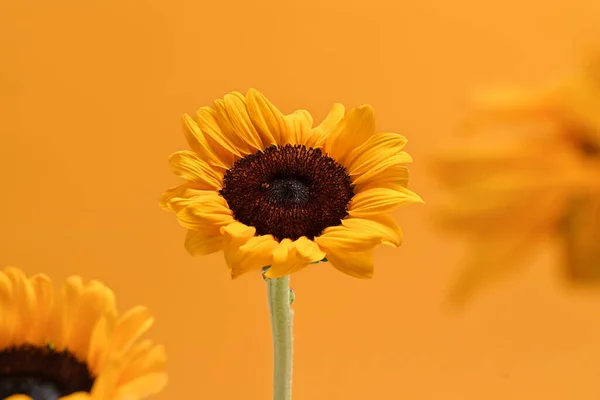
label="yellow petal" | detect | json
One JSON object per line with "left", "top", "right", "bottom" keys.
{"left": 221, "top": 223, "right": 278, "bottom": 278}
{"left": 307, "top": 103, "right": 345, "bottom": 148}
{"left": 118, "top": 341, "right": 166, "bottom": 383}
{"left": 182, "top": 113, "right": 229, "bottom": 170}
{"left": 159, "top": 184, "right": 209, "bottom": 212}
{"left": 168, "top": 151, "right": 223, "bottom": 189}
{"left": 351, "top": 152, "right": 413, "bottom": 186}
{"left": 326, "top": 249, "right": 374, "bottom": 279}
{"left": 175, "top": 195, "right": 235, "bottom": 230}
{"left": 433, "top": 143, "right": 573, "bottom": 232}
{"left": 436, "top": 193, "right": 559, "bottom": 233}
{"left": 346, "top": 133, "right": 407, "bottom": 176}
{"left": 89, "top": 358, "right": 122, "bottom": 399}
{"left": 97, "top": 306, "right": 154, "bottom": 371}
{"left": 355, "top": 164, "right": 409, "bottom": 192}
{"left": 169, "top": 190, "right": 224, "bottom": 214}
{"left": 212, "top": 99, "right": 250, "bottom": 155}
{"left": 66, "top": 281, "right": 117, "bottom": 361}
{"left": 246, "top": 88, "right": 286, "bottom": 146}
{"left": 52, "top": 276, "right": 84, "bottom": 350}
{"left": 113, "top": 307, "right": 155, "bottom": 352}
{"left": 342, "top": 215, "right": 403, "bottom": 247}
{"left": 121, "top": 344, "right": 167, "bottom": 381}
{"left": 269, "top": 239, "right": 294, "bottom": 270}
{"left": 220, "top": 221, "right": 255, "bottom": 239}
{"left": 194, "top": 105, "right": 243, "bottom": 165}
{"left": 3, "top": 267, "right": 35, "bottom": 345}
{"left": 184, "top": 229, "right": 223, "bottom": 256}
{"left": 27, "top": 273, "right": 54, "bottom": 345}
{"left": 87, "top": 316, "right": 110, "bottom": 373}
{"left": 0, "top": 270, "right": 15, "bottom": 348}
{"left": 315, "top": 225, "right": 381, "bottom": 253}
{"left": 432, "top": 144, "right": 555, "bottom": 187}
{"left": 294, "top": 236, "right": 327, "bottom": 261}
{"left": 118, "top": 340, "right": 154, "bottom": 376}
{"left": 265, "top": 237, "right": 325, "bottom": 278}
{"left": 219, "top": 92, "right": 264, "bottom": 152}
{"left": 349, "top": 187, "right": 423, "bottom": 218}
{"left": 286, "top": 110, "right": 313, "bottom": 146}
{"left": 325, "top": 105, "right": 376, "bottom": 164}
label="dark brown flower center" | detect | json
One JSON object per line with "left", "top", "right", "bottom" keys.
{"left": 220, "top": 144, "right": 355, "bottom": 241}
{"left": 0, "top": 345, "right": 94, "bottom": 400}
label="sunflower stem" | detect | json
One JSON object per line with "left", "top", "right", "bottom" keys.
{"left": 266, "top": 275, "right": 294, "bottom": 400}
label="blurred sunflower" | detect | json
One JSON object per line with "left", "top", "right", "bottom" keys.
{"left": 432, "top": 55, "right": 600, "bottom": 303}
{"left": 161, "top": 89, "right": 422, "bottom": 279}
{"left": 0, "top": 266, "right": 167, "bottom": 400}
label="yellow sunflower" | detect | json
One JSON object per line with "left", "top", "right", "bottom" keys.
{"left": 161, "top": 89, "right": 422, "bottom": 279}
{"left": 432, "top": 55, "right": 600, "bottom": 303}
{"left": 0, "top": 266, "right": 167, "bottom": 400}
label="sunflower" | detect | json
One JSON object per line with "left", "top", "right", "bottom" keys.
{"left": 160, "top": 89, "right": 422, "bottom": 279}
{"left": 432, "top": 55, "right": 600, "bottom": 303}
{"left": 0, "top": 266, "right": 167, "bottom": 400}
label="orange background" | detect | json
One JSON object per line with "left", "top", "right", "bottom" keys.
{"left": 2, "top": 1, "right": 600, "bottom": 399}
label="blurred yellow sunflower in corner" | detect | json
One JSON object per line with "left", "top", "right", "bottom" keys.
{"left": 0, "top": 266, "right": 167, "bottom": 400}
{"left": 432, "top": 55, "right": 600, "bottom": 303}
{"left": 161, "top": 89, "right": 422, "bottom": 279}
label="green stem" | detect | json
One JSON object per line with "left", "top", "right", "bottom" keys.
{"left": 266, "top": 275, "right": 294, "bottom": 400}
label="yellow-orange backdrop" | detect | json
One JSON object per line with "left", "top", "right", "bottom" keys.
{"left": 2, "top": 0, "right": 600, "bottom": 399}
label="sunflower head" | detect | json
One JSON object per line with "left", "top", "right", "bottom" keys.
{"left": 431, "top": 63, "right": 600, "bottom": 304}
{"left": 0, "top": 266, "right": 167, "bottom": 400}
{"left": 161, "top": 89, "right": 422, "bottom": 279}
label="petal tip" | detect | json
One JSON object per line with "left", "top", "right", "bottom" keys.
{"left": 413, "top": 193, "right": 425, "bottom": 204}
{"left": 246, "top": 88, "right": 264, "bottom": 98}
{"left": 181, "top": 113, "right": 194, "bottom": 123}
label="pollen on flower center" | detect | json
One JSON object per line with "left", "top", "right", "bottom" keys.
{"left": 0, "top": 344, "right": 95, "bottom": 400}
{"left": 220, "top": 144, "right": 355, "bottom": 241}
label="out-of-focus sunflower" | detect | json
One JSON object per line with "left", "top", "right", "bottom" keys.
{"left": 432, "top": 55, "right": 600, "bottom": 304}
{"left": 161, "top": 89, "right": 422, "bottom": 279}
{"left": 0, "top": 266, "right": 167, "bottom": 400}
